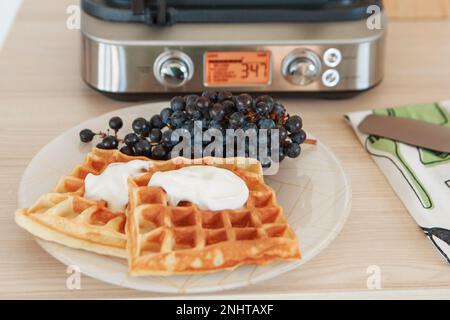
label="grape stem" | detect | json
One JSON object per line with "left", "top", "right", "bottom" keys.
{"left": 304, "top": 138, "right": 317, "bottom": 145}
{"left": 97, "top": 131, "right": 107, "bottom": 138}
{"left": 97, "top": 130, "right": 124, "bottom": 143}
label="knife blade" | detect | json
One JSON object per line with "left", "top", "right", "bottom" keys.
{"left": 357, "top": 114, "right": 450, "bottom": 153}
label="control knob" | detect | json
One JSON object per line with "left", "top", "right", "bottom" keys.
{"left": 154, "top": 51, "right": 194, "bottom": 88}
{"left": 282, "top": 49, "right": 321, "bottom": 86}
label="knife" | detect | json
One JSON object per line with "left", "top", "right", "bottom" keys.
{"left": 357, "top": 114, "right": 450, "bottom": 153}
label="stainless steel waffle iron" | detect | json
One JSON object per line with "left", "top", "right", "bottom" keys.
{"left": 81, "top": 0, "right": 386, "bottom": 100}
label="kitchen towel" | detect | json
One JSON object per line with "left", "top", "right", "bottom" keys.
{"left": 346, "top": 101, "right": 450, "bottom": 263}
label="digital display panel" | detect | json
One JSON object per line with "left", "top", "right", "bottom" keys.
{"left": 205, "top": 51, "right": 271, "bottom": 86}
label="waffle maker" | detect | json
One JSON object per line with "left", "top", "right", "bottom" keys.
{"left": 81, "top": 0, "right": 386, "bottom": 100}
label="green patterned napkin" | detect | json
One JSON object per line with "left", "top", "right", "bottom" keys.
{"left": 346, "top": 101, "right": 450, "bottom": 263}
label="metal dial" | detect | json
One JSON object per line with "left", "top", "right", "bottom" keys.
{"left": 160, "top": 59, "right": 189, "bottom": 87}
{"left": 154, "top": 51, "right": 193, "bottom": 88}
{"left": 282, "top": 49, "right": 321, "bottom": 86}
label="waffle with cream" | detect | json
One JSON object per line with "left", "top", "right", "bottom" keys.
{"left": 15, "top": 148, "right": 149, "bottom": 258}
{"left": 126, "top": 157, "right": 300, "bottom": 275}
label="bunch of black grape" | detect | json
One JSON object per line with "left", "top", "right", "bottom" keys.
{"left": 79, "top": 92, "right": 309, "bottom": 165}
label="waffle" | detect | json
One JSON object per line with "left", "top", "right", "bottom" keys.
{"left": 15, "top": 148, "right": 149, "bottom": 258}
{"left": 126, "top": 157, "right": 301, "bottom": 275}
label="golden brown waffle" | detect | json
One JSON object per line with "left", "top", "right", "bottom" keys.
{"left": 15, "top": 148, "right": 149, "bottom": 258}
{"left": 126, "top": 157, "right": 301, "bottom": 275}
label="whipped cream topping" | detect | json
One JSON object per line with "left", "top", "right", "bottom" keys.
{"left": 84, "top": 160, "right": 151, "bottom": 212}
{"left": 148, "top": 166, "right": 249, "bottom": 211}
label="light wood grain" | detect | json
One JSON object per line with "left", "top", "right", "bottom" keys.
{"left": 1, "top": 0, "right": 450, "bottom": 299}
{"left": 385, "top": 0, "right": 449, "bottom": 19}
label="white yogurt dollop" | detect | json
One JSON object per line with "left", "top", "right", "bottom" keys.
{"left": 84, "top": 160, "right": 151, "bottom": 212}
{"left": 148, "top": 166, "right": 249, "bottom": 211}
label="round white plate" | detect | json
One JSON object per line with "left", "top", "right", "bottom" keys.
{"left": 18, "top": 102, "right": 351, "bottom": 293}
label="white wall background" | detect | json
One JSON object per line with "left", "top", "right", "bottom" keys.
{"left": 0, "top": 0, "right": 22, "bottom": 49}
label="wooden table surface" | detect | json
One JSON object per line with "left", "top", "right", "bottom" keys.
{"left": 1, "top": 0, "right": 450, "bottom": 299}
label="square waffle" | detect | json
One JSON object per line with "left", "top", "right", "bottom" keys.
{"left": 15, "top": 148, "right": 149, "bottom": 258}
{"left": 126, "top": 157, "right": 301, "bottom": 275}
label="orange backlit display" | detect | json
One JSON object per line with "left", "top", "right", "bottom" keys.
{"left": 205, "top": 51, "right": 270, "bottom": 86}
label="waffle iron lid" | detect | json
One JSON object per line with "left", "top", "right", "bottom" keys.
{"left": 82, "top": 0, "right": 383, "bottom": 26}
